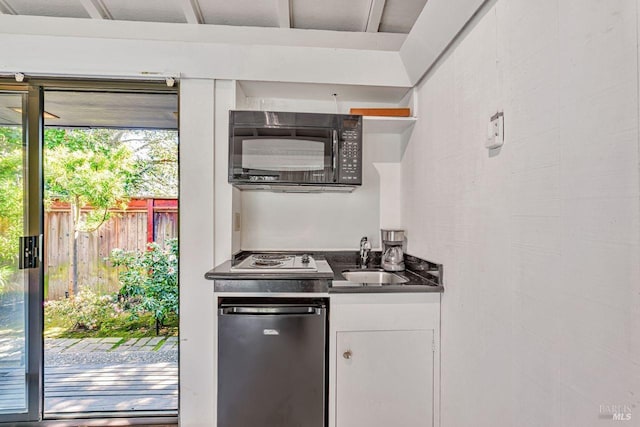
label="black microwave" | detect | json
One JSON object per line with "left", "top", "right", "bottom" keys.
{"left": 228, "top": 110, "right": 362, "bottom": 191}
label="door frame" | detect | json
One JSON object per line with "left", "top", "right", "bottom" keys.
{"left": 0, "top": 83, "right": 44, "bottom": 423}
{"left": 24, "top": 85, "right": 45, "bottom": 425}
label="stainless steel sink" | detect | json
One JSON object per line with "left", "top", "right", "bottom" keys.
{"left": 341, "top": 270, "right": 409, "bottom": 285}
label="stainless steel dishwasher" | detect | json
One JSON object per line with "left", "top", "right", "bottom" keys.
{"left": 217, "top": 299, "right": 327, "bottom": 427}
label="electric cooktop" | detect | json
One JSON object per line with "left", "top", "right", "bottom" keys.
{"left": 230, "top": 253, "right": 318, "bottom": 273}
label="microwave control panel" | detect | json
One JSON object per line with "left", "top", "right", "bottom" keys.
{"left": 338, "top": 127, "right": 362, "bottom": 184}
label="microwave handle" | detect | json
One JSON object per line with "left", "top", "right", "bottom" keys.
{"left": 332, "top": 130, "right": 338, "bottom": 181}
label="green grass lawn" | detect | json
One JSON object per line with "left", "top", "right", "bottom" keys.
{"left": 44, "top": 311, "right": 178, "bottom": 339}
{"left": 4, "top": 291, "right": 179, "bottom": 340}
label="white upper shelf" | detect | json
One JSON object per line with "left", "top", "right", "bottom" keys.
{"left": 238, "top": 81, "right": 412, "bottom": 104}
{"left": 362, "top": 116, "right": 417, "bottom": 134}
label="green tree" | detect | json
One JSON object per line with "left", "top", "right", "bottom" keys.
{"left": 0, "top": 127, "right": 23, "bottom": 292}
{"left": 116, "top": 130, "right": 178, "bottom": 198}
{"left": 109, "top": 238, "right": 178, "bottom": 335}
{"left": 1, "top": 126, "right": 178, "bottom": 297}
{"left": 44, "top": 128, "right": 136, "bottom": 296}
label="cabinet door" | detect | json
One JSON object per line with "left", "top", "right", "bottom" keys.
{"left": 336, "top": 330, "right": 434, "bottom": 427}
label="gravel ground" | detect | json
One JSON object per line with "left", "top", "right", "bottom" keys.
{"left": 45, "top": 349, "right": 178, "bottom": 366}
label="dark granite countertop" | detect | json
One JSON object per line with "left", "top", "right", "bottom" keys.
{"left": 324, "top": 251, "right": 443, "bottom": 293}
{"left": 205, "top": 251, "right": 443, "bottom": 294}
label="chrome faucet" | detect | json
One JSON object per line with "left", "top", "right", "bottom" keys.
{"left": 359, "top": 236, "right": 372, "bottom": 268}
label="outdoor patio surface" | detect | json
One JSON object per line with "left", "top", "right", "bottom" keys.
{"left": 0, "top": 337, "right": 178, "bottom": 415}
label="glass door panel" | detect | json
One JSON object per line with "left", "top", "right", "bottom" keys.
{"left": 0, "top": 92, "right": 28, "bottom": 416}
{"left": 42, "top": 89, "right": 178, "bottom": 417}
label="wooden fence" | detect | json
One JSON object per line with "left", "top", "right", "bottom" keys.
{"left": 44, "top": 199, "right": 177, "bottom": 300}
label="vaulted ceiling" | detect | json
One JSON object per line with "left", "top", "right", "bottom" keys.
{"left": 0, "top": 0, "right": 429, "bottom": 34}
{"left": 0, "top": 0, "right": 487, "bottom": 128}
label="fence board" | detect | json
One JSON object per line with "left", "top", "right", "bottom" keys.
{"left": 154, "top": 212, "right": 178, "bottom": 249}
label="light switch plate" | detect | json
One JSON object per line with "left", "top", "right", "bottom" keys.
{"left": 486, "top": 111, "right": 504, "bottom": 149}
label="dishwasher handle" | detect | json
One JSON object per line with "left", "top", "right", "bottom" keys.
{"left": 219, "top": 306, "right": 323, "bottom": 316}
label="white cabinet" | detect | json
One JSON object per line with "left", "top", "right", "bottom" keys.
{"left": 336, "top": 330, "right": 434, "bottom": 427}
{"left": 329, "top": 293, "right": 440, "bottom": 427}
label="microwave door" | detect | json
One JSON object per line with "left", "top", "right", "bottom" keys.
{"left": 232, "top": 130, "right": 333, "bottom": 183}
{"left": 243, "top": 139, "right": 324, "bottom": 171}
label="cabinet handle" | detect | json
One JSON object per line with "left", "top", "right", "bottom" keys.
{"left": 343, "top": 350, "right": 352, "bottom": 360}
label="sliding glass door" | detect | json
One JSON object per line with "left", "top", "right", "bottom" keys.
{"left": 0, "top": 86, "right": 43, "bottom": 423}
{"left": 0, "top": 80, "right": 178, "bottom": 423}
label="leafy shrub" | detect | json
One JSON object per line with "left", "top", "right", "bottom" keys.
{"left": 44, "top": 288, "right": 122, "bottom": 331}
{"left": 109, "top": 238, "right": 178, "bottom": 334}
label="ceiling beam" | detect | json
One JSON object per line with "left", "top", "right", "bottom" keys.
{"left": 0, "top": 15, "right": 412, "bottom": 87}
{"left": 277, "top": 0, "right": 291, "bottom": 28}
{"left": 365, "top": 0, "right": 385, "bottom": 32}
{"left": 0, "top": 14, "right": 407, "bottom": 51}
{"left": 400, "top": 0, "right": 486, "bottom": 84}
{"left": 180, "top": 0, "right": 203, "bottom": 25}
{"left": 79, "top": 0, "right": 112, "bottom": 20}
{"left": 0, "top": 0, "right": 17, "bottom": 15}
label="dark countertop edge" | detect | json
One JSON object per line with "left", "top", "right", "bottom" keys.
{"left": 214, "top": 278, "right": 330, "bottom": 293}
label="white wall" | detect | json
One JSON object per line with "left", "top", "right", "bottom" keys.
{"left": 401, "top": 1, "right": 640, "bottom": 426}
{"left": 214, "top": 80, "right": 236, "bottom": 265}
{"left": 238, "top": 132, "right": 403, "bottom": 251}
{"left": 179, "top": 79, "right": 215, "bottom": 427}
{"left": 374, "top": 162, "right": 403, "bottom": 230}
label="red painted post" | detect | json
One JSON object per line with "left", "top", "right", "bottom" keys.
{"left": 147, "top": 198, "right": 154, "bottom": 244}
